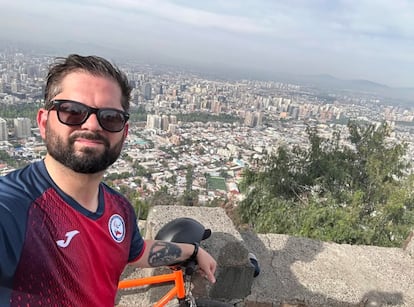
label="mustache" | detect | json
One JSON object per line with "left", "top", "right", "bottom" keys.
{"left": 69, "top": 132, "right": 110, "bottom": 147}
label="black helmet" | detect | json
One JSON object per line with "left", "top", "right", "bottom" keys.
{"left": 155, "top": 217, "right": 211, "bottom": 243}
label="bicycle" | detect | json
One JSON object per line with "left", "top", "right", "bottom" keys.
{"left": 118, "top": 217, "right": 232, "bottom": 307}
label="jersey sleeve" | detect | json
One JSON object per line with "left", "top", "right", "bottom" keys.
{"left": 0, "top": 183, "right": 29, "bottom": 292}
{"left": 127, "top": 209, "right": 145, "bottom": 262}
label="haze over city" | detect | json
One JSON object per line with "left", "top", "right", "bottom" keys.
{"left": 0, "top": 0, "right": 413, "bottom": 89}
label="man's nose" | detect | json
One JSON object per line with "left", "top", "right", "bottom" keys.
{"left": 81, "top": 113, "right": 102, "bottom": 131}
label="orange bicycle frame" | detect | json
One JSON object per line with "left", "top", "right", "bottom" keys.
{"left": 118, "top": 269, "right": 186, "bottom": 307}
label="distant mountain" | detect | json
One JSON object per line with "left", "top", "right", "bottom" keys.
{"left": 280, "top": 73, "right": 386, "bottom": 91}
{"left": 279, "top": 73, "right": 414, "bottom": 106}
{"left": 187, "top": 66, "right": 414, "bottom": 106}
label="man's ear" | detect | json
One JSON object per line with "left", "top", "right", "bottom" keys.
{"left": 37, "top": 108, "right": 48, "bottom": 140}
{"left": 123, "top": 123, "right": 129, "bottom": 138}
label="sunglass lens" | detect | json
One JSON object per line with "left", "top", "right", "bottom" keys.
{"left": 99, "top": 110, "right": 125, "bottom": 132}
{"left": 59, "top": 102, "right": 88, "bottom": 125}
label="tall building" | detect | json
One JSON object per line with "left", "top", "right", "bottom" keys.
{"left": 255, "top": 111, "right": 263, "bottom": 127}
{"left": 11, "top": 79, "right": 20, "bottom": 93}
{"left": 244, "top": 111, "right": 255, "bottom": 127}
{"left": 143, "top": 83, "right": 152, "bottom": 100}
{"left": 161, "top": 115, "right": 169, "bottom": 131}
{"left": 0, "top": 118, "right": 7, "bottom": 141}
{"left": 146, "top": 114, "right": 155, "bottom": 129}
{"left": 0, "top": 79, "right": 5, "bottom": 93}
{"left": 169, "top": 115, "right": 177, "bottom": 125}
{"left": 14, "top": 117, "right": 31, "bottom": 138}
{"left": 146, "top": 114, "right": 162, "bottom": 130}
{"left": 210, "top": 101, "right": 219, "bottom": 114}
{"left": 290, "top": 106, "right": 299, "bottom": 120}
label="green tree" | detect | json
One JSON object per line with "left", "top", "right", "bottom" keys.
{"left": 237, "top": 121, "right": 414, "bottom": 247}
{"left": 146, "top": 186, "right": 177, "bottom": 207}
{"left": 185, "top": 165, "right": 194, "bottom": 192}
{"left": 179, "top": 190, "right": 199, "bottom": 207}
{"left": 132, "top": 198, "right": 150, "bottom": 220}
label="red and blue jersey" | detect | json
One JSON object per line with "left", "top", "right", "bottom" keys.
{"left": 0, "top": 160, "right": 145, "bottom": 306}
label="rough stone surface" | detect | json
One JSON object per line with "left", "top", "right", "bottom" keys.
{"left": 242, "top": 231, "right": 414, "bottom": 307}
{"left": 117, "top": 206, "right": 414, "bottom": 307}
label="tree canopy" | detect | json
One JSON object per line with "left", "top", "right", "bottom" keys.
{"left": 238, "top": 121, "right": 414, "bottom": 247}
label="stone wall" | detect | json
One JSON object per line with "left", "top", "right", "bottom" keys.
{"left": 117, "top": 206, "right": 414, "bottom": 307}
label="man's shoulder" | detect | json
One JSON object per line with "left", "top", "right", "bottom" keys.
{"left": 0, "top": 161, "right": 49, "bottom": 205}
{"left": 1, "top": 160, "right": 40, "bottom": 183}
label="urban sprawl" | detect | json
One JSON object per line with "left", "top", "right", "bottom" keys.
{"left": 1, "top": 50, "right": 414, "bottom": 204}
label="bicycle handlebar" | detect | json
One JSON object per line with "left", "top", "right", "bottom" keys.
{"left": 184, "top": 259, "right": 197, "bottom": 276}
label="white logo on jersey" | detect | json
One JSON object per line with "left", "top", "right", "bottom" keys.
{"left": 109, "top": 214, "right": 125, "bottom": 243}
{"left": 56, "top": 230, "right": 80, "bottom": 248}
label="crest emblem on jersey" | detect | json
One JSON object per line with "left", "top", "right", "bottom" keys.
{"left": 108, "top": 214, "right": 125, "bottom": 243}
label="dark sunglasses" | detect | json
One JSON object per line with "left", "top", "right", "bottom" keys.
{"left": 49, "top": 100, "right": 129, "bottom": 132}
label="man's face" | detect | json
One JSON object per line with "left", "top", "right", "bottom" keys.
{"left": 39, "top": 71, "right": 128, "bottom": 174}
{"left": 45, "top": 123, "right": 125, "bottom": 173}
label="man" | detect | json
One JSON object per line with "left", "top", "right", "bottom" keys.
{"left": 0, "top": 54, "right": 216, "bottom": 306}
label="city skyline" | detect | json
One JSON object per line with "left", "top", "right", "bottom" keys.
{"left": 0, "top": 0, "right": 413, "bottom": 88}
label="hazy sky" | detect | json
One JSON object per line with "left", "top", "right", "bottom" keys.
{"left": 1, "top": 0, "right": 413, "bottom": 87}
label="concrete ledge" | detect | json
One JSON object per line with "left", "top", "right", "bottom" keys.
{"left": 117, "top": 207, "right": 414, "bottom": 307}
{"left": 241, "top": 231, "right": 414, "bottom": 307}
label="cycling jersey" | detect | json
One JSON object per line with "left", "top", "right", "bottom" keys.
{"left": 0, "top": 160, "right": 145, "bottom": 306}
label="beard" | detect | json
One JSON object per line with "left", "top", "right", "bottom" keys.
{"left": 45, "top": 125, "right": 125, "bottom": 174}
